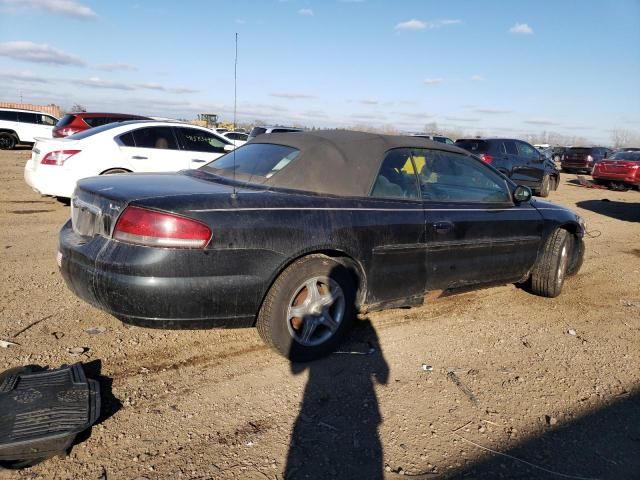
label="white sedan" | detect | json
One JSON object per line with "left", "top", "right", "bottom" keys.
{"left": 24, "top": 120, "right": 234, "bottom": 198}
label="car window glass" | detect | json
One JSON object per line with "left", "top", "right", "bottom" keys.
{"left": 84, "top": 117, "right": 111, "bottom": 128}
{"left": 119, "top": 132, "right": 135, "bottom": 147}
{"left": 444, "top": 138, "right": 454, "bottom": 145}
{"left": 39, "top": 115, "right": 57, "bottom": 126}
{"left": 418, "top": 150, "right": 511, "bottom": 203}
{"left": 504, "top": 141, "right": 518, "bottom": 155}
{"left": 517, "top": 142, "right": 537, "bottom": 158}
{"left": 176, "top": 127, "right": 226, "bottom": 153}
{"left": 370, "top": 148, "right": 420, "bottom": 200}
{"left": 454, "top": 140, "right": 489, "bottom": 153}
{"left": 0, "top": 110, "right": 19, "bottom": 121}
{"left": 131, "top": 127, "right": 178, "bottom": 150}
{"left": 17, "top": 112, "right": 38, "bottom": 124}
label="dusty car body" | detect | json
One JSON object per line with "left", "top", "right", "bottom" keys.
{"left": 58, "top": 130, "right": 585, "bottom": 360}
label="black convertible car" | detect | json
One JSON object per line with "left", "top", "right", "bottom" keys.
{"left": 59, "top": 130, "right": 585, "bottom": 360}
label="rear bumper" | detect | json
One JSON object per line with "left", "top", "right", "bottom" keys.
{"left": 24, "top": 161, "right": 77, "bottom": 198}
{"left": 58, "top": 220, "right": 279, "bottom": 328}
{"left": 561, "top": 162, "right": 590, "bottom": 171}
{"left": 592, "top": 171, "right": 640, "bottom": 185}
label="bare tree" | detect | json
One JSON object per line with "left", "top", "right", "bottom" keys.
{"left": 611, "top": 128, "right": 640, "bottom": 148}
{"left": 68, "top": 103, "right": 87, "bottom": 113}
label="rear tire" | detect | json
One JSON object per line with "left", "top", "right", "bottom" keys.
{"left": 530, "top": 229, "right": 572, "bottom": 298}
{"left": 539, "top": 175, "right": 551, "bottom": 197}
{"left": 0, "top": 133, "right": 16, "bottom": 150}
{"left": 257, "top": 255, "right": 356, "bottom": 361}
{"left": 101, "top": 168, "right": 130, "bottom": 175}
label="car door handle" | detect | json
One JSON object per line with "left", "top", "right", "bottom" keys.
{"left": 191, "top": 159, "right": 207, "bottom": 163}
{"left": 432, "top": 222, "right": 453, "bottom": 233}
{"left": 131, "top": 155, "right": 148, "bottom": 160}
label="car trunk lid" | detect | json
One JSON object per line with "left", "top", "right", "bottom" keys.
{"left": 30, "top": 138, "right": 81, "bottom": 171}
{"left": 71, "top": 171, "right": 247, "bottom": 239}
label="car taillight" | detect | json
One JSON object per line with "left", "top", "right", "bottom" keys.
{"left": 56, "top": 127, "right": 81, "bottom": 137}
{"left": 113, "top": 206, "right": 212, "bottom": 248}
{"left": 41, "top": 150, "right": 81, "bottom": 166}
{"left": 479, "top": 154, "right": 493, "bottom": 163}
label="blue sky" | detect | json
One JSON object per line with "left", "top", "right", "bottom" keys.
{"left": 0, "top": 0, "right": 639, "bottom": 143}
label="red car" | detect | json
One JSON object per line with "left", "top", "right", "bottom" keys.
{"left": 592, "top": 150, "right": 640, "bottom": 189}
{"left": 53, "top": 112, "right": 151, "bottom": 138}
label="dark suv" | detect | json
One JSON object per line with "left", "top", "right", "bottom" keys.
{"left": 455, "top": 138, "right": 560, "bottom": 197}
{"left": 53, "top": 112, "right": 150, "bottom": 138}
{"left": 561, "top": 147, "right": 612, "bottom": 174}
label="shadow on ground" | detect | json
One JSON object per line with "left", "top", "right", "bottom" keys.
{"left": 285, "top": 319, "right": 389, "bottom": 479}
{"left": 577, "top": 199, "right": 640, "bottom": 223}
{"left": 443, "top": 389, "right": 640, "bottom": 480}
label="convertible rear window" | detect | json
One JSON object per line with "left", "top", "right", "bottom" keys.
{"left": 201, "top": 143, "right": 300, "bottom": 179}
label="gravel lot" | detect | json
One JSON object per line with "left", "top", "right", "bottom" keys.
{"left": 1, "top": 147, "right": 639, "bottom": 480}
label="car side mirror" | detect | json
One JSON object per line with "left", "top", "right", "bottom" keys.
{"left": 223, "top": 144, "right": 235, "bottom": 152}
{"left": 513, "top": 185, "right": 532, "bottom": 202}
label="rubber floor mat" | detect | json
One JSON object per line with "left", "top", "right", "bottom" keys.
{"left": 0, "top": 363, "right": 100, "bottom": 468}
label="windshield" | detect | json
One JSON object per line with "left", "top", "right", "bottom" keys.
{"left": 201, "top": 143, "right": 300, "bottom": 181}
{"left": 610, "top": 151, "right": 640, "bottom": 161}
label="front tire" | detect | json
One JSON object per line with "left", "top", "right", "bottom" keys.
{"left": 539, "top": 175, "right": 551, "bottom": 197}
{"left": 257, "top": 255, "right": 356, "bottom": 361}
{"left": 0, "top": 133, "right": 16, "bottom": 150}
{"left": 530, "top": 229, "right": 572, "bottom": 298}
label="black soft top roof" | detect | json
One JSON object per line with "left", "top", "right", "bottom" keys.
{"left": 247, "top": 129, "right": 466, "bottom": 196}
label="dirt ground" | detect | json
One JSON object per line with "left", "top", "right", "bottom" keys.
{"left": 1, "top": 147, "right": 639, "bottom": 480}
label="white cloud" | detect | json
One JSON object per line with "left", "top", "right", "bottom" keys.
{"left": 235, "top": 18, "right": 246, "bottom": 24}
{"left": 395, "top": 18, "right": 462, "bottom": 31}
{"left": 298, "top": 8, "right": 313, "bottom": 16}
{"left": 395, "top": 19, "right": 426, "bottom": 31}
{"left": 74, "top": 77, "right": 134, "bottom": 90}
{"left": 470, "top": 74, "right": 485, "bottom": 81}
{"left": 473, "top": 107, "right": 512, "bottom": 114}
{"left": 97, "top": 63, "right": 137, "bottom": 72}
{"left": 524, "top": 118, "right": 559, "bottom": 126}
{"left": 0, "top": 41, "right": 85, "bottom": 66}
{"left": 438, "top": 19, "right": 462, "bottom": 26}
{"left": 0, "top": 0, "right": 96, "bottom": 19}
{"left": 423, "top": 78, "right": 444, "bottom": 85}
{"left": 509, "top": 23, "right": 533, "bottom": 35}
{"left": 71, "top": 78, "right": 197, "bottom": 94}
{"left": 444, "top": 116, "right": 479, "bottom": 122}
{"left": 0, "top": 69, "right": 49, "bottom": 83}
{"left": 270, "top": 91, "right": 317, "bottom": 99}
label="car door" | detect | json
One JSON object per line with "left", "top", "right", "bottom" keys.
{"left": 365, "top": 148, "right": 428, "bottom": 307}
{"left": 416, "top": 149, "right": 543, "bottom": 290}
{"left": 512, "top": 141, "right": 545, "bottom": 185}
{"left": 17, "top": 112, "right": 53, "bottom": 142}
{"left": 174, "top": 127, "right": 230, "bottom": 168}
{"left": 117, "top": 126, "right": 186, "bottom": 172}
